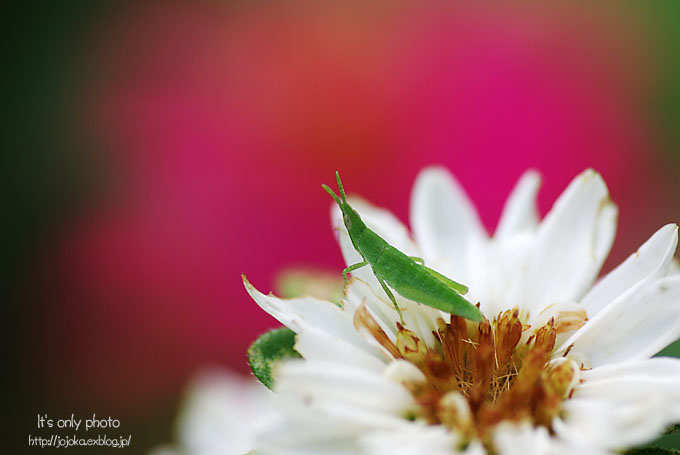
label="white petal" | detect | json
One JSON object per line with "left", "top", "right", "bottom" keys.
{"left": 557, "top": 275, "right": 680, "bottom": 365}
{"left": 176, "top": 369, "right": 271, "bottom": 455}
{"left": 462, "top": 441, "right": 487, "bottom": 455}
{"left": 493, "top": 421, "right": 553, "bottom": 455}
{"left": 295, "top": 325, "right": 387, "bottom": 371}
{"left": 276, "top": 360, "right": 417, "bottom": 420}
{"left": 577, "top": 366, "right": 680, "bottom": 416}
{"left": 257, "top": 411, "right": 361, "bottom": 455}
{"left": 576, "top": 380, "right": 680, "bottom": 420}
{"left": 494, "top": 421, "right": 611, "bottom": 455}
{"left": 521, "top": 169, "right": 617, "bottom": 315}
{"left": 482, "top": 232, "right": 533, "bottom": 318}
{"left": 553, "top": 401, "right": 620, "bottom": 452}
{"left": 410, "top": 166, "right": 487, "bottom": 283}
{"left": 244, "top": 277, "right": 378, "bottom": 356}
{"left": 383, "top": 359, "right": 427, "bottom": 385}
{"left": 581, "top": 224, "right": 678, "bottom": 318}
{"left": 359, "top": 423, "right": 463, "bottom": 455}
{"left": 495, "top": 170, "right": 541, "bottom": 238}
{"left": 561, "top": 359, "right": 680, "bottom": 450}
{"left": 484, "top": 171, "right": 541, "bottom": 316}
{"left": 579, "top": 356, "right": 680, "bottom": 382}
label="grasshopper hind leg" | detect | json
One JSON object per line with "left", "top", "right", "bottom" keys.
{"left": 378, "top": 279, "right": 405, "bottom": 325}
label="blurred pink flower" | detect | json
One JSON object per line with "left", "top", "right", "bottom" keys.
{"left": 34, "top": 1, "right": 665, "bottom": 412}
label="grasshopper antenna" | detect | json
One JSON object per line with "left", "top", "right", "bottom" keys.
{"left": 322, "top": 183, "right": 342, "bottom": 205}
{"left": 335, "top": 171, "right": 348, "bottom": 203}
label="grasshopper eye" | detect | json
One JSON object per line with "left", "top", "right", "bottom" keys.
{"left": 343, "top": 213, "right": 352, "bottom": 229}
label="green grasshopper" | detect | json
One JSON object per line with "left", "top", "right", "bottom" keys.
{"left": 323, "top": 172, "right": 483, "bottom": 323}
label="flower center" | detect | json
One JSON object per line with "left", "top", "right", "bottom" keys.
{"left": 354, "top": 305, "right": 584, "bottom": 442}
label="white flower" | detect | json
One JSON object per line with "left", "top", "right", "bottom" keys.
{"left": 245, "top": 167, "right": 680, "bottom": 455}
{"left": 151, "top": 368, "right": 272, "bottom": 455}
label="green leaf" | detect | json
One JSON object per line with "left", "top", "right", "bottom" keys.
{"left": 635, "top": 423, "right": 680, "bottom": 452}
{"left": 248, "top": 327, "right": 301, "bottom": 390}
{"left": 625, "top": 448, "right": 680, "bottom": 455}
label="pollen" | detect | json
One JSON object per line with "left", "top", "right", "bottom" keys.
{"left": 355, "top": 305, "right": 583, "bottom": 444}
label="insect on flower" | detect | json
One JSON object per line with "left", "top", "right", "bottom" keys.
{"left": 323, "top": 172, "right": 483, "bottom": 323}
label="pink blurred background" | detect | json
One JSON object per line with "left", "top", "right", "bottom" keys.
{"left": 10, "top": 1, "right": 680, "bottom": 452}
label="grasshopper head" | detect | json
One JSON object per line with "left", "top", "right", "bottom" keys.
{"left": 322, "top": 172, "right": 366, "bottom": 237}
